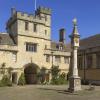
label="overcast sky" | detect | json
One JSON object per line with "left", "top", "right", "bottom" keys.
{"left": 0, "top": 0, "right": 100, "bottom": 42}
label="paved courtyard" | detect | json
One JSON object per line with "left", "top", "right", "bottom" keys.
{"left": 0, "top": 85, "right": 100, "bottom": 100}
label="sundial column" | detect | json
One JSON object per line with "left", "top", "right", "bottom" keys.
{"left": 68, "top": 18, "right": 81, "bottom": 92}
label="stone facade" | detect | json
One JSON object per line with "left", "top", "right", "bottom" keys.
{"left": 0, "top": 7, "right": 71, "bottom": 84}
{"left": 78, "top": 34, "right": 100, "bottom": 85}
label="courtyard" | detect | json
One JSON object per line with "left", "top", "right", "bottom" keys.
{"left": 0, "top": 85, "right": 100, "bottom": 100}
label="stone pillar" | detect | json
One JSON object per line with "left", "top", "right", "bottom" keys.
{"left": 73, "top": 48, "right": 78, "bottom": 76}
{"left": 68, "top": 18, "right": 81, "bottom": 92}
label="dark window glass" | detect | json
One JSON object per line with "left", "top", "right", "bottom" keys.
{"left": 45, "top": 45, "right": 47, "bottom": 49}
{"left": 45, "top": 15, "right": 47, "bottom": 21}
{"left": 64, "top": 57, "right": 69, "bottom": 64}
{"left": 0, "top": 37, "right": 2, "bottom": 43}
{"left": 46, "top": 55, "right": 50, "bottom": 62}
{"left": 78, "top": 56, "right": 83, "bottom": 69}
{"left": 96, "top": 53, "right": 100, "bottom": 68}
{"left": 55, "top": 56, "right": 61, "bottom": 63}
{"left": 25, "top": 22, "right": 29, "bottom": 30}
{"left": 34, "top": 24, "right": 37, "bottom": 32}
{"left": 86, "top": 55, "right": 92, "bottom": 68}
{"left": 26, "top": 43, "right": 37, "bottom": 52}
{"left": 45, "top": 30, "right": 47, "bottom": 35}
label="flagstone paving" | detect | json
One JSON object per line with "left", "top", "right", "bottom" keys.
{"left": 0, "top": 85, "right": 100, "bottom": 100}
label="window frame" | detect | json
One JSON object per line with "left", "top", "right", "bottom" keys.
{"left": 26, "top": 42, "right": 37, "bottom": 52}
{"left": 25, "top": 22, "right": 29, "bottom": 31}
{"left": 64, "top": 56, "right": 69, "bottom": 64}
{"left": 96, "top": 53, "right": 100, "bottom": 68}
{"left": 86, "top": 54, "right": 93, "bottom": 69}
{"left": 45, "top": 15, "right": 47, "bottom": 21}
{"left": 55, "top": 55, "right": 61, "bottom": 63}
{"left": 12, "top": 52, "right": 17, "bottom": 62}
{"left": 46, "top": 55, "right": 50, "bottom": 63}
{"left": 78, "top": 56, "right": 83, "bottom": 69}
{"left": 45, "top": 30, "right": 47, "bottom": 35}
{"left": 33, "top": 23, "right": 37, "bottom": 32}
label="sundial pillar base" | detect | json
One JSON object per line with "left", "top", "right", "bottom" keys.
{"left": 68, "top": 76, "right": 81, "bottom": 92}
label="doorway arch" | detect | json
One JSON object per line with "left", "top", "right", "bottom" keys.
{"left": 24, "top": 63, "right": 39, "bottom": 84}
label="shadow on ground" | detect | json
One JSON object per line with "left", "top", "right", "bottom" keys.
{"left": 38, "top": 87, "right": 79, "bottom": 95}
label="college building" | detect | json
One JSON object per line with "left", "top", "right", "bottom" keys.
{"left": 0, "top": 7, "right": 71, "bottom": 84}
{"left": 78, "top": 34, "right": 100, "bottom": 85}
{"left": 0, "top": 6, "right": 100, "bottom": 85}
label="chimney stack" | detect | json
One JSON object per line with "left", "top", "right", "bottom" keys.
{"left": 59, "top": 28, "right": 66, "bottom": 43}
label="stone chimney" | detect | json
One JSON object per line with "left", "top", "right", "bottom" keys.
{"left": 59, "top": 28, "right": 66, "bottom": 43}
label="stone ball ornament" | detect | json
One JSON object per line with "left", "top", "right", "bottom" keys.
{"left": 73, "top": 18, "right": 77, "bottom": 26}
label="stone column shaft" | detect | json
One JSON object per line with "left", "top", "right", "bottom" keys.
{"left": 73, "top": 48, "right": 78, "bottom": 77}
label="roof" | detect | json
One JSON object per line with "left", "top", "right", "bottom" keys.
{"left": 79, "top": 34, "right": 100, "bottom": 50}
{"left": 0, "top": 33, "right": 99, "bottom": 51}
{"left": 55, "top": 34, "right": 100, "bottom": 51}
{"left": 0, "top": 33, "right": 15, "bottom": 45}
{"left": 51, "top": 41, "right": 71, "bottom": 52}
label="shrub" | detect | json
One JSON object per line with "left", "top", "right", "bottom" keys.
{"left": 51, "top": 72, "right": 68, "bottom": 85}
{"left": 51, "top": 65, "right": 60, "bottom": 79}
{"left": 0, "top": 75, "right": 12, "bottom": 87}
{"left": 40, "top": 67, "right": 47, "bottom": 84}
{"left": 58, "top": 73, "right": 68, "bottom": 85}
{"left": 37, "top": 67, "right": 50, "bottom": 84}
{"left": 0, "top": 63, "right": 6, "bottom": 75}
{"left": 51, "top": 65, "right": 60, "bottom": 85}
{"left": 51, "top": 78, "right": 59, "bottom": 85}
{"left": 18, "top": 73, "right": 26, "bottom": 85}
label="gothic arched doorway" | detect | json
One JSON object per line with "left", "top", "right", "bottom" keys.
{"left": 24, "top": 63, "right": 39, "bottom": 84}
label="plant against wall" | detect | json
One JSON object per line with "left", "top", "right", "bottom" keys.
{"left": 40, "top": 67, "right": 46, "bottom": 83}
{"left": 58, "top": 73, "right": 68, "bottom": 84}
{"left": 0, "top": 75, "right": 12, "bottom": 87}
{"left": 0, "top": 65, "right": 13, "bottom": 87}
{"left": 7, "top": 67, "right": 13, "bottom": 79}
{"left": 37, "top": 67, "right": 49, "bottom": 84}
{"left": 0, "top": 64, "right": 15, "bottom": 87}
{"left": 51, "top": 66, "right": 68, "bottom": 85}
{"left": 51, "top": 65, "right": 60, "bottom": 84}
{"left": 0, "top": 63, "right": 6, "bottom": 75}
{"left": 18, "top": 73, "right": 26, "bottom": 85}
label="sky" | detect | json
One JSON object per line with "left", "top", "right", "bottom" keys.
{"left": 0, "top": 0, "right": 100, "bottom": 42}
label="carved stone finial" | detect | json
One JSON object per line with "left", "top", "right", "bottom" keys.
{"left": 73, "top": 18, "right": 77, "bottom": 26}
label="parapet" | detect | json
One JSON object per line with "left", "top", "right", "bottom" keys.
{"left": 7, "top": 6, "right": 51, "bottom": 28}
{"left": 36, "top": 6, "right": 51, "bottom": 15}
{"left": 7, "top": 10, "right": 45, "bottom": 28}
{"left": 16, "top": 11, "right": 45, "bottom": 24}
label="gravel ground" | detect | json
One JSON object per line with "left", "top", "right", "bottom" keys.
{"left": 0, "top": 85, "right": 100, "bottom": 100}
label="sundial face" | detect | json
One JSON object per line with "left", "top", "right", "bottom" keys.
{"left": 74, "top": 37, "right": 79, "bottom": 47}
{"left": 74, "top": 38, "right": 79, "bottom": 43}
